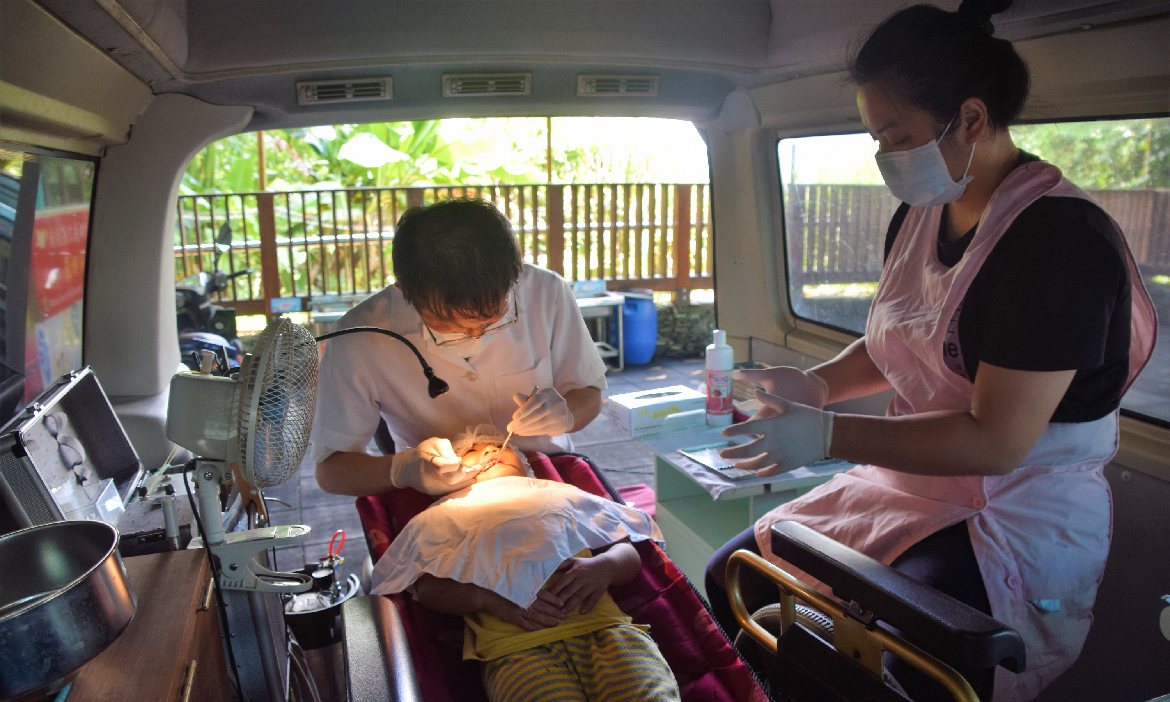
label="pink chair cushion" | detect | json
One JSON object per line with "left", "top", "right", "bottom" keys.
{"left": 617, "top": 482, "right": 657, "bottom": 519}
{"left": 354, "top": 452, "right": 766, "bottom": 702}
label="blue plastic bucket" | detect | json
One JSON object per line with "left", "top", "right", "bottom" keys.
{"left": 620, "top": 295, "right": 658, "bottom": 366}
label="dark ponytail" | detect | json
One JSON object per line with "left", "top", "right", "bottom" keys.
{"left": 849, "top": 1, "right": 1029, "bottom": 131}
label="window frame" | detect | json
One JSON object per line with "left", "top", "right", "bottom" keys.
{"left": 773, "top": 116, "right": 1170, "bottom": 429}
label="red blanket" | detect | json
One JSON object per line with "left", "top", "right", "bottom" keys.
{"left": 355, "top": 451, "right": 768, "bottom": 702}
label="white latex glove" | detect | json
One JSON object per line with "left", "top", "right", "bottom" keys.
{"left": 733, "top": 366, "right": 829, "bottom": 409}
{"left": 507, "top": 387, "right": 574, "bottom": 436}
{"left": 389, "top": 437, "right": 471, "bottom": 495}
{"left": 719, "top": 391, "right": 835, "bottom": 477}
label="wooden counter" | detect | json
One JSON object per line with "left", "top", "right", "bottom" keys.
{"left": 70, "top": 549, "right": 234, "bottom": 701}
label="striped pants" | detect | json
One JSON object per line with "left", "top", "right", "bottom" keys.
{"left": 482, "top": 625, "right": 681, "bottom": 702}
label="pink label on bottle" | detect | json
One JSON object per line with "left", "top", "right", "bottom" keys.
{"left": 706, "top": 369, "right": 733, "bottom": 414}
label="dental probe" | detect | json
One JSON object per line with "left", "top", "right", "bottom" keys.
{"left": 498, "top": 385, "right": 539, "bottom": 457}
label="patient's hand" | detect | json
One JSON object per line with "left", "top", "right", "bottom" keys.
{"left": 413, "top": 574, "right": 565, "bottom": 631}
{"left": 550, "top": 542, "right": 641, "bottom": 614}
{"left": 487, "top": 589, "right": 567, "bottom": 631}
{"left": 549, "top": 557, "right": 612, "bottom": 615}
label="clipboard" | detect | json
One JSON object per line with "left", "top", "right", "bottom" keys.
{"left": 677, "top": 442, "right": 757, "bottom": 481}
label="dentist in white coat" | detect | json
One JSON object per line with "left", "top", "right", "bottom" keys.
{"left": 312, "top": 198, "right": 607, "bottom": 498}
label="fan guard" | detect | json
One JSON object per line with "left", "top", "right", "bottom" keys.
{"left": 237, "top": 318, "right": 319, "bottom": 488}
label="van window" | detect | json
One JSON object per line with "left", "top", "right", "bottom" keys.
{"left": 778, "top": 133, "right": 896, "bottom": 334}
{"left": 0, "top": 146, "right": 95, "bottom": 422}
{"left": 778, "top": 117, "right": 1170, "bottom": 423}
{"left": 177, "top": 117, "right": 713, "bottom": 336}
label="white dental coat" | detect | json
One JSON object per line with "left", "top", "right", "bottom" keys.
{"left": 753, "top": 161, "right": 1157, "bottom": 701}
{"left": 311, "top": 264, "right": 607, "bottom": 463}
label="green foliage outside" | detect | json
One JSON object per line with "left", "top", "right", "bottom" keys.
{"left": 1011, "top": 119, "right": 1170, "bottom": 189}
{"left": 180, "top": 116, "right": 1169, "bottom": 322}
{"left": 181, "top": 117, "right": 710, "bottom": 195}
{"left": 177, "top": 117, "right": 711, "bottom": 308}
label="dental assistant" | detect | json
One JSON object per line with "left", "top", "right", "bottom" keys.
{"left": 312, "top": 198, "right": 607, "bottom": 497}
{"left": 704, "top": 2, "right": 1156, "bottom": 701}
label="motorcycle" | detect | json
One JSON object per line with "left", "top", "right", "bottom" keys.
{"left": 176, "top": 222, "right": 250, "bottom": 372}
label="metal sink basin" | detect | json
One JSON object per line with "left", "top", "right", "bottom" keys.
{"left": 0, "top": 520, "right": 136, "bottom": 700}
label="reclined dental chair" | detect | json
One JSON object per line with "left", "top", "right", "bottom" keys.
{"left": 728, "top": 521, "right": 1027, "bottom": 702}
{"left": 349, "top": 450, "right": 769, "bottom": 702}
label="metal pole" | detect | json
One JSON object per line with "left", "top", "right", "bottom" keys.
{"left": 257, "top": 130, "right": 268, "bottom": 191}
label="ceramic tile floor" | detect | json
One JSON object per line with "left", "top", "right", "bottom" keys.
{"left": 268, "top": 355, "right": 708, "bottom": 586}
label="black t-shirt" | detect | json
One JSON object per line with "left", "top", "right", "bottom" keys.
{"left": 883, "top": 159, "right": 1132, "bottom": 422}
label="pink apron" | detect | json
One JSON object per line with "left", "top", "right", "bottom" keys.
{"left": 753, "top": 161, "right": 1157, "bottom": 701}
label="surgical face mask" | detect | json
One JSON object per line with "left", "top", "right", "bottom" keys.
{"left": 875, "top": 116, "right": 977, "bottom": 206}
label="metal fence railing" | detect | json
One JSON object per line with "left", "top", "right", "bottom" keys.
{"left": 175, "top": 183, "right": 712, "bottom": 317}
{"left": 176, "top": 182, "right": 1167, "bottom": 318}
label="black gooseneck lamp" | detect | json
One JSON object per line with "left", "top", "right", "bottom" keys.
{"left": 315, "top": 326, "right": 450, "bottom": 398}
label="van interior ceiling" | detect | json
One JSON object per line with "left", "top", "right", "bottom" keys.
{"left": 1, "top": 0, "right": 1169, "bottom": 700}
{"left": 6, "top": 0, "right": 1166, "bottom": 406}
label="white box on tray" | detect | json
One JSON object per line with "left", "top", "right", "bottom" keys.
{"left": 605, "top": 385, "right": 707, "bottom": 438}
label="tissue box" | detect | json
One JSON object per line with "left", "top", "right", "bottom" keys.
{"left": 606, "top": 385, "right": 706, "bottom": 438}
{"left": 572, "top": 278, "right": 607, "bottom": 297}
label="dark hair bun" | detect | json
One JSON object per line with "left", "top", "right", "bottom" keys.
{"left": 849, "top": 2, "right": 1030, "bottom": 130}
{"left": 958, "top": 0, "right": 1012, "bottom": 34}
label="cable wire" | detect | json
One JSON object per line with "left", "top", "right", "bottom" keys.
{"left": 316, "top": 326, "right": 449, "bottom": 397}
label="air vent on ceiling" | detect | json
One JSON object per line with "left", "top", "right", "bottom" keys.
{"left": 442, "top": 73, "right": 532, "bottom": 98}
{"left": 577, "top": 74, "right": 659, "bottom": 97}
{"left": 296, "top": 78, "right": 393, "bottom": 106}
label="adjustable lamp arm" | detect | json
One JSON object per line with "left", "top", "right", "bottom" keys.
{"left": 316, "top": 326, "right": 450, "bottom": 398}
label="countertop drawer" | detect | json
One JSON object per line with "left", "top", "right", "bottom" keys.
{"left": 70, "top": 549, "right": 233, "bottom": 700}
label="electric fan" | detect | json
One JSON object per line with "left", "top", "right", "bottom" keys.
{"left": 166, "top": 317, "right": 320, "bottom": 701}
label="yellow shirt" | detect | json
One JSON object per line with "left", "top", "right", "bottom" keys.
{"left": 462, "top": 552, "right": 646, "bottom": 661}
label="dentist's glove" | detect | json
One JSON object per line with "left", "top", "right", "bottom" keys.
{"left": 719, "top": 391, "right": 834, "bottom": 477}
{"left": 389, "top": 437, "right": 471, "bottom": 496}
{"left": 733, "top": 366, "right": 829, "bottom": 412}
{"left": 507, "top": 387, "right": 574, "bottom": 436}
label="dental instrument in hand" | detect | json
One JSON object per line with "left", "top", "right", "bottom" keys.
{"left": 416, "top": 446, "right": 476, "bottom": 472}
{"left": 499, "top": 385, "right": 539, "bottom": 456}
{"left": 418, "top": 445, "right": 493, "bottom": 475}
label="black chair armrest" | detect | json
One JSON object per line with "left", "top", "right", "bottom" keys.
{"left": 771, "top": 521, "right": 1025, "bottom": 673}
{"left": 341, "top": 595, "right": 423, "bottom": 702}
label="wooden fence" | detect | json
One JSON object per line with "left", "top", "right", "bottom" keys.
{"left": 784, "top": 184, "right": 896, "bottom": 288}
{"left": 175, "top": 183, "right": 712, "bottom": 317}
{"left": 785, "top": 184, "right": 1170, "bottom": 289}
{"left": 176, "top": 182, "right": 1168, "bottom": 317}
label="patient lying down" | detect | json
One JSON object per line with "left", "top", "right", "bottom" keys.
{"left": 370, "top": 424, "right": 680, "bottom": 701}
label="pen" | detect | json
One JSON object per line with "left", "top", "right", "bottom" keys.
{"left": 499, "top": 385, "right": 539, "bottom": 457}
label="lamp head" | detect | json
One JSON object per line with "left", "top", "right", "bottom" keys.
{"left": 425, "top": 368, "right": 449, "bottom": 398}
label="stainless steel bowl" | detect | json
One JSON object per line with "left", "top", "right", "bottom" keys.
{"left": 0, "top": 520, "right": 136, "bottom": 700}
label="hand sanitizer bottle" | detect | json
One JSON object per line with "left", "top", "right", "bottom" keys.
{"left": 706, "top": 329, "right": 733, "bottom": 426}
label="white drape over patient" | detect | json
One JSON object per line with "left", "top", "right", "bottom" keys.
{"left": 370, "top": 476, "right": 663, "bottom": 608}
